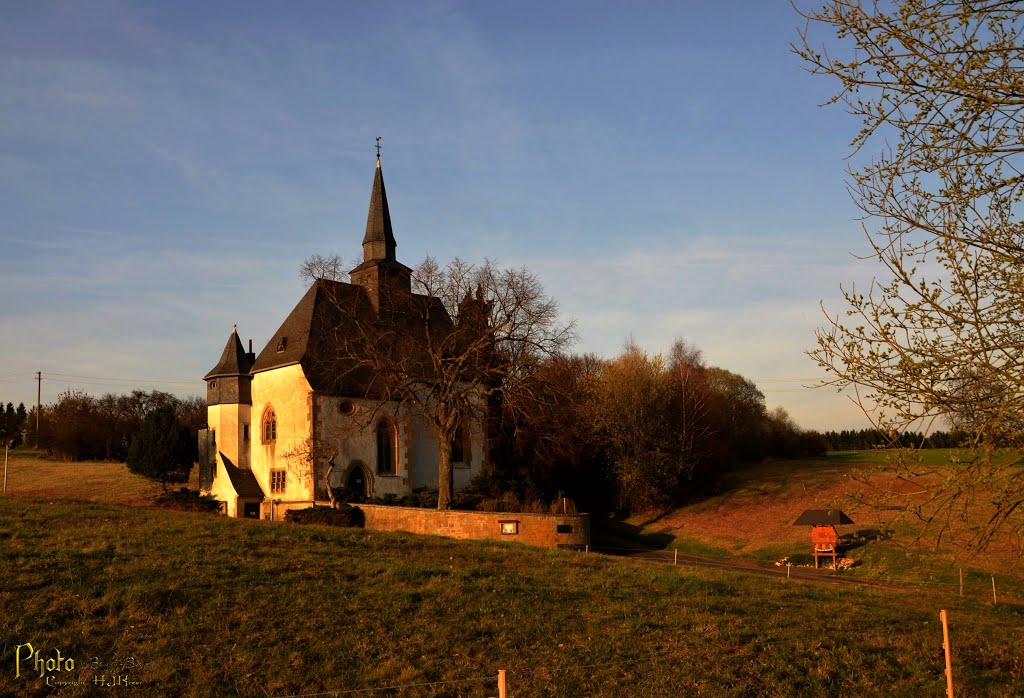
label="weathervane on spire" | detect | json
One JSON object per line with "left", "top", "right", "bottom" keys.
{"left": 375, "top": 136, "right": 382, "bottom": 159}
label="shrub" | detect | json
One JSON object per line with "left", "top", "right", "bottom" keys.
{"left": 331, "top": 486, "right": 365, "bottom": 504}
{"left": 549, "top": 497, "right": 578, "bottom": 515}
{"left": 413, "top": 489, "right": 438, "bottom": 508}
{"left": 286, "top": 504, "right": 364, "bottom": 528}
{"left": 155, "top": 487, "right": 222, "bottom": 513}
{"left": 450, "top": 492, "right": 482, "bottom": 511}
{"left": 127, "top": 405, "right": 196, "bottom": 490}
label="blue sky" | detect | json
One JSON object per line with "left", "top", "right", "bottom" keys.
{"left": 0, "top": 1, "right": 878, "bottom": 430}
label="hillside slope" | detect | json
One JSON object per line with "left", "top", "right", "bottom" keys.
{"left": 621, "top": 454, "right": 1024, "bottom": 596}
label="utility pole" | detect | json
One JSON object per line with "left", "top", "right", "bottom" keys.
{"left": 36, "top": 371, "right": 41, "bottom": 449}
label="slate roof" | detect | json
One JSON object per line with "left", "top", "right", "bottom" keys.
{"left": 363, "top": 156, "right": 396, "bottom": 255}
{"left": 250, "top": 278, "right": 453, "bottom": 397}
{"left": 250, "top": 279, "right": 364, "bottom": 380}
{"left": 792, "top": 509, "right": 854, "bottom": 526}
{"left": 205, "top": 326, "right": 253, "bottom": 379}
{"left": 220, "top": 452, "right": 265, "bottom": 499}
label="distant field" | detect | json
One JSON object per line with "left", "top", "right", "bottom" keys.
{"left": 623, "top": 451, "right": 1024, "bottom": 600}
{"left": 2, "top": 497, "right": 1022, "bottom": 697}
{"left": 1, "top": 449, "right": 198, "bottom": 505}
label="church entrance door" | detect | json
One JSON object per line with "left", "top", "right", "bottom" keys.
{"left": 347, "top": 467, "right": 367, "bottom": 501}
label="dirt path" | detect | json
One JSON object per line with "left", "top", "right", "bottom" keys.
{"left": 591, "top": 544, "right": 911, "bottom": 590}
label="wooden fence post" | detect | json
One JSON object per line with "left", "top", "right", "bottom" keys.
{"left": 959, "top": 568, "right": 963, "bottom": 597}
{"left": 498, "top": 669, "right": 507, "bottom": 698}
{"left": 940, "top": 609, "right": 954, "bottom": 698}
{"left": 992, "top": 577, "right": 997, "bottom": 605}
{"left": 674, "top": 549, "right": 678, "bottom": 565}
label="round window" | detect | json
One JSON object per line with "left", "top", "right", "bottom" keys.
{"left": 338, "top": 400, "right": 356, "bottom": 415}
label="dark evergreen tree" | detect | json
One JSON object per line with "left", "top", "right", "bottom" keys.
{"left": 126, "top": 405, "right": 196, "bottom": 491}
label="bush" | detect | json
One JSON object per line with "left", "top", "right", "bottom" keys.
{"left": 331, "top": 486, "right": 365, "bottom": 504}
{"left": 411, "top": 489, "right": 437, "bottom": 508}
{"left": 450, "top": 492, "right": 482, "bottom": 511}
{"left": 155, "top": 487, "right": 222, "bottom": 513}
{"left": 346, "top": 485, "right": 561, "bottom": 514}
{"left": 127, "top": 405, "right": 196, "bottom": 490}
{"left": 286, "top": 504, "right": 364, "bottom": 528}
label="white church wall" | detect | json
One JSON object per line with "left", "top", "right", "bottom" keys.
{"left": 250, "top": 364, "right": 316, "bottom": 504}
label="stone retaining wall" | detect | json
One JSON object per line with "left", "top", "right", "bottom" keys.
{"left": 358, "top": 504, "right": 590, "bottom": 548}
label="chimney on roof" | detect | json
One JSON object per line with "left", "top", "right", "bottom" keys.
{"left": 247, "top": 338, "right": 255, "bottom": 364}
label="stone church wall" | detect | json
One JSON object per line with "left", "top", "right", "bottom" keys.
{"left": 314, "top": 396, "right": 414, "bottom": 498}
{"left": 358, "top": 504, "right": 590, "bottom": 548}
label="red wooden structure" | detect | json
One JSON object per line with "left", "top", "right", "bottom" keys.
{"left": 810, "top": 525, "right": 839, "bottom": 569}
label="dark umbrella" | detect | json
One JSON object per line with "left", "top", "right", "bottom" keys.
{"left": 792, "top": 509, "right": 854, "bottom": 526}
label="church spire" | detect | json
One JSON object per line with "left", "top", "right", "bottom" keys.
{"left": 362, "top": 139, "right": 396, "bottom": 262}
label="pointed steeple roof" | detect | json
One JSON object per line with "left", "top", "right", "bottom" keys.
{"left": 205, "top": 324, "right": 253, "bottom": 379}
{"left": 361, "top": 155, "right": 396, "bottom": 262}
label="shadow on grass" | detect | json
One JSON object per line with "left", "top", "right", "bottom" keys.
{"left": 839, "top": 528, "right": 894, "bottom": 552}
{"left": 824, "top": 450, "right": 890, "bottom": 465}
{"left": 593, "top": 519, "right": 677, "bottom": 550}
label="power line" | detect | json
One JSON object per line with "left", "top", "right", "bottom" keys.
{"left": 44, "top": 379, "right": 201, "bottom": 393}
{"left": 44, "top": 371, "right": 199, "bottom": 386}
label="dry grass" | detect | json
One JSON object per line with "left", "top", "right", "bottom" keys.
{"left": 637, "top": 458, "right": 897, "bottom": 555}
{"left": 1, "top": 449, "right": 199, "bottom": 506}
{"left": 628, "top": 454, "right": 1024, "bottom": 586}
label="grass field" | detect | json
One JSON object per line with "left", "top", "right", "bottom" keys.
{"left": 2, "top": 497, "right": 1023, "bottom": 697}
{"left": 1, "top": 449, "right": 198, "bottom": 504}
{"left": 2, "top": 448, "right": 1023, "bottom": 696}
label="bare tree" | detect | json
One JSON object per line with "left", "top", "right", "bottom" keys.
{"left": 317, "top": 257, "right": 575, "bottom": 509}
{"left": 795, "top": 1, "right": 1024, "bottom": 551}
{"left": 666, "top": 339, "right": 716, "bottom": 487}
{"left": 300, "top": 253, "right": 347, "bottom": 287}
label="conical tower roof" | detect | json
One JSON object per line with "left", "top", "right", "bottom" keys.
{"left": 205, "top": 325, "right": 253, "bottom": 379}
{"left": 361, "top": 155, "right": 396, "bottom": 261}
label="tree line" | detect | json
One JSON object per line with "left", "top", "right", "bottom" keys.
{"left": 821, "top": 429, "right": 973, "bottom": 452}
{"left": 1, "top": 401, "right": 29, "bottom": 446}
{"left": 28, "top": 390, "right": 204, "bottom": 462}
{"left": 486, "top": 340, "right": 829, "bottom": 515}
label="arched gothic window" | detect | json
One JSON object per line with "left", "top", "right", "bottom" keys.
{"left": 376, "top": 419, "right": 398, "bottom": 475}
{"left": 262, "top": 406, "right": 277, "bottom": 443}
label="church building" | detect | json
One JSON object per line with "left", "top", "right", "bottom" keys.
{"left": 200, "top": 155, "right": 486, "bottom": 519}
